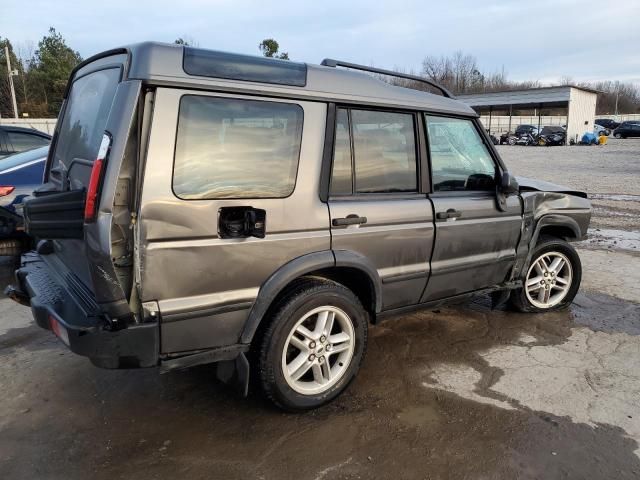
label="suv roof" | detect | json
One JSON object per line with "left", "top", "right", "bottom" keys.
{"left": 78, "top": 42, "right": 476, "bottom": 118}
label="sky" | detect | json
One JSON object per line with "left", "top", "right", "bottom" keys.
{"left": 2, "top": 0, "right": 640, "bottom": 86}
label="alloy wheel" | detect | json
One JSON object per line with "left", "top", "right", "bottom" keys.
{"left": 281, "top": 306, "right": 355, "bottom": 395}
{"left": 525, "top": 251, "right": 573, "bottom": 309}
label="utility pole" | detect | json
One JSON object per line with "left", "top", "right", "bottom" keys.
{"left": 4, "top": 45, "right": 18, "bottom": 119}
{"left": 614, "top": 89, "right": 619, "bottom": 119}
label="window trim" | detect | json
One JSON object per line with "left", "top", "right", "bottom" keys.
{"left": 423, "top": 113, "right": 505, "bottom": 195}
{"left": 171, "top": 93, "right": 305, "bottom": 201}
{"left": 326, "top": 104, "right": 422, "bottom": 200}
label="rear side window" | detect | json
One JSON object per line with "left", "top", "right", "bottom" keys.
{"left": 329, "top": 108, "right": 418, "bottom": 195}
{"left": 52, "top": 68, "right": 120, "bottom": 171}
{"left": 6, "top": 132, "right": 49, "bottom": 153}
{"left": 173, "top": 96, "right": 303, "bottom": 199}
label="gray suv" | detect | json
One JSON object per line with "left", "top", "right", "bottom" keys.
{"left": 6, "top": 43, "right": 591, "bottom": 411}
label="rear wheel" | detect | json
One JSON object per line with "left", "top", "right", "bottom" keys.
{"left": 258, "top": 278, "right": 368, "bottom": 411}
{"left": 508, "top": 137, "right": 517, "bottom": 146}
{"left": 511, "top": 236, "right": 582, "bottom": 312}
{"left": 614, "top": 133, "right": 623, "bottom": 139}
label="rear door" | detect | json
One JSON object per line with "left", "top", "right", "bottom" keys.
{"left": 140, "top": 89, "right": 330, "bottom": 353}
{"left": 421, "top": 115, "right": 522, "bottom": 301}
{"left": 38, "top": 52, "right": 141, "bottom": 318}
{"left": 328, "top": 107, "right": 434, "bottom": 310}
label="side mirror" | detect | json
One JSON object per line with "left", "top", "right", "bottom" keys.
{"left": 500, "top": 171, "right": 519, "bottom": 195}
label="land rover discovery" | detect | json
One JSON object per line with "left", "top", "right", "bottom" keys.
{"left": 6, "top": 43, "right": 591, "bottom": 411}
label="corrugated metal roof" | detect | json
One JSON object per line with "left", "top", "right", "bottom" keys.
{"left": 457, "top": 86, "right": 598, "bottom": 108}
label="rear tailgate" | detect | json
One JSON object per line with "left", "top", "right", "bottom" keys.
{"left": 23, "top": 51, "right": 141, "bottom": 321}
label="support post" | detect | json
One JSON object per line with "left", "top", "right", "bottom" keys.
{"left": 488, "top": 107, "right": 492, "bottom": 134}
{"left": 508, "top": 104, "right": 512, "bottom": 133}
{"left": 4, "top": 45, "right": 18, "bottom": 119}
{"left": 537, "top": 104, "right": 542, "bottom": 134}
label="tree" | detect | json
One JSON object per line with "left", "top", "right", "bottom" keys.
{"left": 28, "top": 28, "right": 82, "bottom": 117}
{"left": 174, "top": 36, "right": 199, "bottom": 47}
{"left": 258, "top": 38, "right": 289, "bottom": 60}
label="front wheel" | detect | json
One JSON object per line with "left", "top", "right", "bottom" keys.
{"left": 511, "top": 236, "right": 582, "bottom": 312}
{"left": 258, "top": 278, "right": 368, "bottom": 411}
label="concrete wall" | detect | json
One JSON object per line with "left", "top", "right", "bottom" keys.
{"left": 0, "top": 118, "right": 57, "bottom": 135}
{"left": 566, "top": 88, "right": 597, "bottom": 145}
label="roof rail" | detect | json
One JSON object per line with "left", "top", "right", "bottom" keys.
{"left": 320, "top": 58, "right": 454, "bottom": 99}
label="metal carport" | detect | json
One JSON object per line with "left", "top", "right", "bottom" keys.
{"left": 457, "top": 86, "right": 599, "bottom": 145}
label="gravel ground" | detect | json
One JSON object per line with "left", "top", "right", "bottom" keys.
{"left": 0, "top": 140, "right": 639, "bottom": 480}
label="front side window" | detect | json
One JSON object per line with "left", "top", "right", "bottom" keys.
{"left": 173, "top": 96, "right": 303, "bottom": 199}
{"left": 425, "top": 115, "right": 497, "bottom": 192}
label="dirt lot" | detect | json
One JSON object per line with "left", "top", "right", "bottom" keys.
{"left": 1, "top": 140, "right": 639, "bottom": 479}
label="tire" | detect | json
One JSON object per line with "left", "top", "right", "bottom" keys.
{"left": 614, "top": 133, "right": 623, "bottom": 139}
{"left": 258, "top": 278, "right": 368, "bottom": 411}
{"left": 0, "top": 238, "right": 24, "bottom": 256}
{"left": 508, "top": 137, "right": 517, "bottom": 146}
{"left": 510, "top": 236, "right": 582, "bottom": 313}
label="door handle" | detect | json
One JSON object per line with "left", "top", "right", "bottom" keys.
{"left": 332, "top": 214, "right": 368, "bottom": 226}
{"left": 436, "top": 209, "right": 462, "bottom": 220}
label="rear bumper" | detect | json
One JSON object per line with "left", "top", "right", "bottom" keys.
{"left": 7, "top": 251, "right": 159, "bottom": 368}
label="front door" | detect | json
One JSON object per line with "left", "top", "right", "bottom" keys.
{"left": 421, "top": 115, "right": 522, "bottom": 302}
{"left": 328, "top": 107, "right": 435, "bottom": 310}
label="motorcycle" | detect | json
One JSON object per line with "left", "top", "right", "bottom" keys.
{"left": 507, "top": 132, "right": 537, "bottom": 146}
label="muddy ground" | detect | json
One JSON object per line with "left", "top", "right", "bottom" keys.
{"left": 0, "top": 140, "right": 639, "bottom": 479}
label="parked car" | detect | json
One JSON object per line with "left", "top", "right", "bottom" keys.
{"left": 537, "top": 126, "right": 566, "bottom": 146}
{"left": 595, "top": 118, "right": 620, "bottom": 130}
{"left": 593, "top": 124, "right": 611, "bottom": 136}
{"left": 0, "top": 126, "right": 51, "bottom": 159}
{"left": 514, "top": 124, "right": 541, "bottom": 136}
{"left": 6, "top": 43, "right": 592, "bottom": 411}
{"left": 612, "top": 121, "right": 640, "bottom": 138}
{"left": 0, "top": 146, "right": 47, "bottom": 254}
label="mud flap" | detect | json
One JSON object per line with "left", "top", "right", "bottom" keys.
{"left": 214, "top": 352, "right": 250, "bottom": 397}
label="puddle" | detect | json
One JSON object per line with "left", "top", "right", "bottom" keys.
{"left": 580, "top": 228, "right": 640, "bottom": 252}
{"left": 590, "top": 193, "right": 640, "bottom": 202}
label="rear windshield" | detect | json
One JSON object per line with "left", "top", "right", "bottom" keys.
{"left": 51, "top": 67, "right": 120, "bottom": 170}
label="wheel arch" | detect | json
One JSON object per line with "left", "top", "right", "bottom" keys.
{"left": 240, "top": 250, "right": 382, "bottom": 344}
{"left": 535, "top": 214, "right": 582, "bottom": 242}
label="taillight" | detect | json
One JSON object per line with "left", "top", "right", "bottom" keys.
{"left": 84, "top": 134, "right": 111, "bottom": 222}
{"left": 0, "top": 186, "right": 15, "bottom": 197}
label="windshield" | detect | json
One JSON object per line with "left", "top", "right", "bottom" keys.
{"left": 0, "top": 146, "right": 48, "bottom": 173}
{"left": 51, "top": 67, "right": 120, "bottom": 171}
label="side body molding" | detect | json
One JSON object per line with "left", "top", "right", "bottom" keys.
{"left": 240, "top": 249, "right": 383, "bottom": 343}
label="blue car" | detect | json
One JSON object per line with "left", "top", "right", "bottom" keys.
{"left": 0, "top": 146, "right": 47, "bottom": 254}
